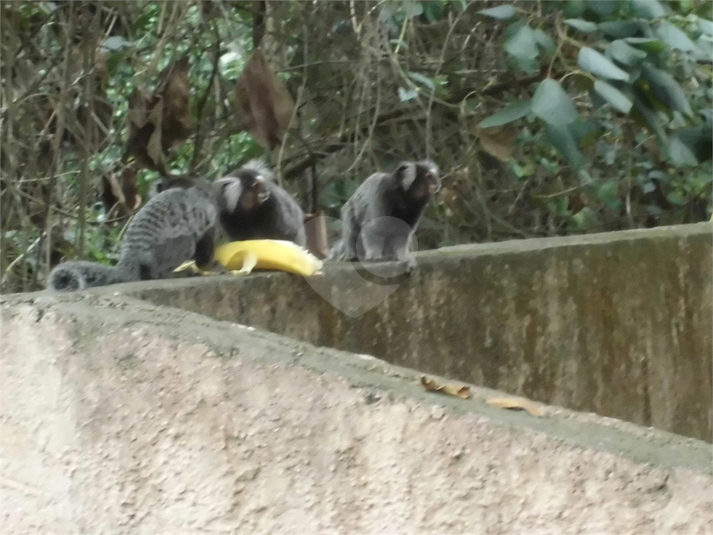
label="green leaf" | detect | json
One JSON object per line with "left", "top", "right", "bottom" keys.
{"left": 398, "top": 87, "right": 418, "bottom": 102}
{"left": 407, "top": 71, "right": 435, "bottom": 90}
{"left": 585, "top": 0, "right": 618, "bottom": 17}
{"left": 546, "top": 196, "right": 570, "bottom": 216}
{"left": 479, "top": 99, "right": 532, "bottom": 128}
{"left": 546, "top": 124, "right": 586, "bottom": 169}
{"left": 699, "top": 18, "right": 713, "bottom": 36}
{"left": 596, "top": 180, "right": 622, "bottom": 211}
{"left": 130, "top": 10, "right": 155, "bottom": 34}
{"left": 453, "top": 0, "right": 468, "bottom": 12}
{"left": 599, "top": 20, "right": 649, "bottom": 39}
{"left": 631, "top": 94, "right": 667, "bottom": 141}
{"left": 667, "top": 135, "right": 699, "bottom": 167}
{"left": 477, "top": 5, "right": 516, "bottom": 19}
{"left": 403, "top": 1, "right": 424, "bottom": 18}
{"left": 696, "top": 35, "right": 713, "bottom": 57}
{"left": 102, "top": 36, "right": 129, "bottom": 51}
{"left": 422, "top": 1, "right": 444, "bottom": 22}
{"left": 504, "top": 23, "right": 538, "bottom": 60}
{"left": 631, "top": 0, "right": 667, "bottom": 19}
{"left": 646, "top": 205, "right": 663, "bottom": 218}
{"left": 563, "top": 1, "right": 586, "bottom": 18}
{"left": 593, "top": 80, "right": 633, "bottom": 113}
{"left": 509, "top": 160, "right": 535, "bottom": 179}
{"left": 666, "top": 192, "right": 686, "bottom": 205}
{"left": 533, "top": 29, "right": 556, "bottom": 55}
{"left": 676, "top": 125, "right": 713, "bottom": 162}
{"left": 606, "top": 40, "right": 648, "bottom": 66}
{"left": 640, "top": 63, "right": 693, "bottom": 117}
{"left": 568, "top": 207, "right": 597, "bottom": 231}
{"left": 532, "top": 79, "right": 579, "bottom": 126}
{"left": 623, "top": 38, "right": 667, "bottom": 53}
{"left": 565, "top": 19, "right": 598, "bottom": 33}
{"left": 569, "top": 119, "right": 602, "bottom": 148}
{"left": 654, "top": 21, "right": 701, "bottom": 53}
{"left": 578, "top": 47, "right": 630, "bottom": 81}
{"left": 105, "top": 51, "right": 125, "bottom": 75}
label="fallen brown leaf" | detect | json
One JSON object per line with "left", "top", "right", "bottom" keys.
{"left": 486, "top": 396, "right": 546, "bottom": 417}
{"left": 421, "top": 376, "right": 471, "bottom": 400}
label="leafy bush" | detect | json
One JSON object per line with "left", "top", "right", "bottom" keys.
{"left": 478, "top": 0, "right": 712, "bottom": 231}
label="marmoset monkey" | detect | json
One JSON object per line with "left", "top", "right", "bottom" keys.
{"left": 48, "top": 184, "right": 219, "bottom": 291}
{"left": 213, "top": 159, "right": 306, "bottom": 246}
{"left": 327, "top": 160, "right": 440, "bottom": 263}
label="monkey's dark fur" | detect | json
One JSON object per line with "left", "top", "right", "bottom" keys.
{"left": 213, "top": 159, "right": 306, "bottom": 246}
{"left": 48, "top": 184, "right": 219, "bottom": 292}
{"left": 327, "top": 160, "right": 440, "bottom": 263}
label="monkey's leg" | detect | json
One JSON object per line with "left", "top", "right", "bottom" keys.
{"left": 344, "top": 211, "right": 360, "bottom": 261}
{"left": 359, "top": 227, "right": 386, "bottom": 262}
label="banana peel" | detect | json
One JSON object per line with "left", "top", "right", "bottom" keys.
{"left": 175, "top": 239, "right": 323, "bottom": 277}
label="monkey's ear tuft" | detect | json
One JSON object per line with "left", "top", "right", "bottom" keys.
{"left": 242, "top": 158, "right": 276, "bottom": 182}
{"left": 398, "top": 162, "right": 417, "bottom": 190}
{"left": 422, "top": 160, "right": 439, "bottom": 176}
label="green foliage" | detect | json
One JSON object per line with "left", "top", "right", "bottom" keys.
{"left": 478, "top": 0, "right": 711, "bottom": 231}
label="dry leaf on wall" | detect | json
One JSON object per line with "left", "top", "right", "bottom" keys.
{"left": 486, "top": 396, "right": 546, "bottom": 417}
{"left": 421, "top": 376, "right": 471, "bottom": 400}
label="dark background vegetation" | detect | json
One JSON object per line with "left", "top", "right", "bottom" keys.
{"left": 1, "top": 0, "right": 711, "bottom": 293}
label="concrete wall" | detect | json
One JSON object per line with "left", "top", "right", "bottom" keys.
{"left": 1, "top": 293, "right": 711, "bottom": 534}
{"left": 106, "top": 223, "right": 712, "bottom": 443}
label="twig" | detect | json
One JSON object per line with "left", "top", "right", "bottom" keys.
{"left": 190, "top": 27, "right": 221, "bottom": 175}
{"left": 1, "top": 235, "right": 41, "bottom": 286}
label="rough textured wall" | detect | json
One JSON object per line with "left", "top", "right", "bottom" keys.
{"left": 1, "top": 294, "right": 711, "bottom": 534}
{"left": 102, "top": 223, "right": 713, "bottom": 442}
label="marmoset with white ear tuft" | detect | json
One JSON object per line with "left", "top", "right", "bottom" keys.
{"left": 327, "top": 160, "right": 440, "bottom": 263}
{"left": 213, "top": 159, "right": 306, "bottom": 246}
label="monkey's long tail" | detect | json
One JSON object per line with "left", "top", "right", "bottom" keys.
{"left": 48, "top": 261, "right": 133, "bottom": 292}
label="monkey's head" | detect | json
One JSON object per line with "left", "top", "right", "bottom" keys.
{"left": 395, "top": 160, "right": 440, "bottom": 201}
{"left": 214, "top": 159, "right": 274, "bottom": 214}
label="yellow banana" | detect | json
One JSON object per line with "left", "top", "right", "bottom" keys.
{"left": 174, "top": 239, "right": 323, "bottom": 277}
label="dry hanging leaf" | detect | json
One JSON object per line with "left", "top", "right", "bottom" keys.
{"left": 234, "top": 49, "right": 295, "bottom": 150}
{"left": 303, "top": 211, "right": 329, "bottom": 259}
{"left": 160, "top": 57, "right": 193, "bottom": 151}
{"left": 486, "top": 396, "right": 546, "bottom": 417}
{"left": 477, "top": 125, "right": 519, "bottom": 162}
{"left": 101, "top": 167, "right": 141, "bottom": 216}
{"left": 421, "top": 376, "right": 471, "bottom": 400}
{"left": 124, "top": 57, "right": 193, "bottom": 175}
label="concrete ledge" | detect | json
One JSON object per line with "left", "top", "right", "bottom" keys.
{"left": 76, "top": 223, "right": 712, "bottom": 442}
{"left": 1, "top": 293, "right": 711, "bottom": 533}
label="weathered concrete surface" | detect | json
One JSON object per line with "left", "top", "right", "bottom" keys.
{"left": 86, "top": 223, "right": 713, "bottom": 442}
{"left": 1, "top": 293, "right": 711, "bottom": 534}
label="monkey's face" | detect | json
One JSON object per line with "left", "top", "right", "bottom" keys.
{"left": 215, "top": 171, "right": 271, "bottom": 214}
{"left": 398, "top": 161, "right": 440, "bottom": 201}
{"left": 237, "top": 172, "right": 270, "bottom": 212}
